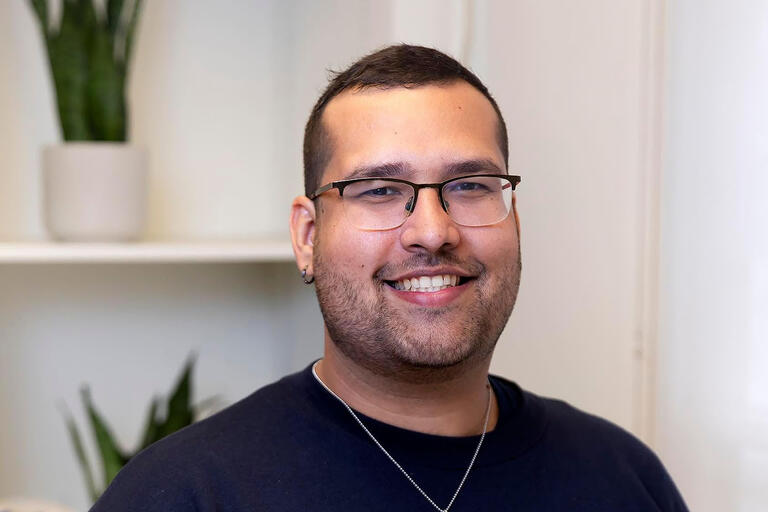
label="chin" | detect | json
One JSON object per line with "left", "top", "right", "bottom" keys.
{"left": 392, "top": 335, "right": 486, "bottom": 369}
{"left": 342, "top": 328, "right": 495, "bottom": 380}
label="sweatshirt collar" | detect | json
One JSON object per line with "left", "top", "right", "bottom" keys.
{"left": 300, "top": 362, "right": 549, "bottom": 469}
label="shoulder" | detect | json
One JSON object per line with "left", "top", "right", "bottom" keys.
{"left": 535, "top": 392, "right": 645, "bottom": 452}
{"left": 491, "top": 375, "right": 647, "bottom": 455}
{"left": 490, "top": 375, "right": 651, "bottom": 458}
{"left": 90, "top": 368, "right": 309, "bottom": 511}
{"left": 517, "top": 384, "right": 687, "bottom": 510}
{"left": 147, "top": 366, "right": 309, "bottom": 462}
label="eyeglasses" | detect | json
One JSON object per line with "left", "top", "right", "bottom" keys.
{"left": 308, "top": 174, "right": 521, "bottom": 230}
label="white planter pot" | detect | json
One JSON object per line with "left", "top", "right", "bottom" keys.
{"left": 43, "top": 143, "right": 148, "bottom": 242}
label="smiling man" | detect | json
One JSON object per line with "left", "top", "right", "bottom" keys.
{"left": 91, "top": 45, "right": 687, "bottom": 511}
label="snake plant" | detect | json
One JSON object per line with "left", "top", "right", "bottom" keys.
{"left": 28, "top": 0, "right": 143, "bottom": 141}
{"left": 62, "top": 356, "right": 208, "bottom": 504}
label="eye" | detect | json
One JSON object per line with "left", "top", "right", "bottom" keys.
{"left": 362, "top": 186, "right": 400, "bottom": 197}
{"left": 344, "top": 180, "right": 409, "bottom": 203}
{"left": 445, "top": 180, "right": 493, "bottom": 194}
{"left": 455, "top": 181, "right": 487, "bottom": 191}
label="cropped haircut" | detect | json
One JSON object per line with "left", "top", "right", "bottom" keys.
{"left": 302, "top": 44, "right": 509, "bottom": 196}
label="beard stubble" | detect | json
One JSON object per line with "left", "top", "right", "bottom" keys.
{"left": 313, "top": 243, "right": 522, "bottom": 382}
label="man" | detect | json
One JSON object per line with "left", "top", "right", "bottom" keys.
{"left": 92, "top": 45, "right": 687, "bottom": 511}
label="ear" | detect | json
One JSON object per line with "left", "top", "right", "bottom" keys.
{"left": 290, "top": 195, "right": 316, "bottom": 274}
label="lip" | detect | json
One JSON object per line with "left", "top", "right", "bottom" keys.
{"left": 385, "top": 278, "right": 472, "bottom": 307}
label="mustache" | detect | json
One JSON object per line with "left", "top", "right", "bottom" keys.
{"left": 374, "top": 253, "right": 485, "bottom": 280}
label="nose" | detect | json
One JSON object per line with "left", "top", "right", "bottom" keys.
{"left": 399, "top": 188, "right": 460, "bottom": 253}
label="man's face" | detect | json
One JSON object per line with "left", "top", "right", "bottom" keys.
{"left": 311, "top": 81, "right": 521, "bottom": 377}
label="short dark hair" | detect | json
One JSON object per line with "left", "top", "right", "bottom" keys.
{"left": 302, "top": 44, "right": 509, "bottom": 196}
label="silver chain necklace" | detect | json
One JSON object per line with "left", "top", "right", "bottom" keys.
{"left": 311, "top": 362, "right": 492, "bottom": 512}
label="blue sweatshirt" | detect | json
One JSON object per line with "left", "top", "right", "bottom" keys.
{"left": 91, "top": 363, "right": 688, "bottom": 511}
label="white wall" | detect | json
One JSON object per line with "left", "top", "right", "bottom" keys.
{"left": 0, "top": 1, "right": 56, "bottom": 239}
{"left": 481, "top": 0, "right": 661, "bottom": 437}
{"left": 130, "top": 0, "right": 394, "bottom": 239}
{"left": 658, "top": 1, "right": 768, "bottom": 510}
{"left": 0, "top": 0, "right": 671, "bottom": 509}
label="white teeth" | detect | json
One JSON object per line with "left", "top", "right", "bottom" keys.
{"left": 392, "top": 275, "right": 462, "bottom": 293}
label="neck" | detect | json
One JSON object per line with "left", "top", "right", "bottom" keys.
{"left": 315, "top": 339, "right": 498, "bottom": 437}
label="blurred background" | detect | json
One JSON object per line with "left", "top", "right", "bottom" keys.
{"left": 0, "top": 0, "right": 765, "bottom": 510}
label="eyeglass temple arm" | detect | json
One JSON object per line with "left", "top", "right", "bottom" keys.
{"left": 307, "top": 183, "right": 336, "bottom": 200}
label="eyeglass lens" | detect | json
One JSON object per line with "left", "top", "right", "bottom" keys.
{"left": 341, "top": 176, "right": 513, "bottom": 230}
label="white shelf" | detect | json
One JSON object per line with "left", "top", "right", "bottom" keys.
{"left": 0, "top": 240, "right": 295, "bottom": 263}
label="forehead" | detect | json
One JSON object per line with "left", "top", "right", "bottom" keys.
{"left": 320, "top": 81, "right": 504, "bottom": 182}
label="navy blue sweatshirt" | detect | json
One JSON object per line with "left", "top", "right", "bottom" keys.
{"left": 91, "top": 363, "right": 688, "bottom": 511}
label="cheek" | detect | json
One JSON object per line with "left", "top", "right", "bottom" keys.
{"left": 464, "top": 224, "right": 519, "bottom": 267}
{"left": 318, "top": 224, "right": 396, "bottom": 273}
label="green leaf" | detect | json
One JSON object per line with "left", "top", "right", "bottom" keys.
{"left": 47, "top": 0, "right": 92, "bottom": 140}
{"left": 32, "top": 0, "right": 141, "bottom": 142}
{"left": 137, "top": 396, "right": 162, "bottom": 450}
{"left": 86, "top": 23, "right": 126, "bottom": 141}
{"left": 106, "top": 0, "right": 125, "bottom": 36}
{"left": 81, "top": 386, "right": 129, "bottom": 488}
{"left": 159, "top": 355, "right": 196, "bottom": 438}
{"left": 60, "top": 402, "right": 100, "bottom": 503}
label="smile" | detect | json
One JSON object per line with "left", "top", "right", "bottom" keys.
{"left": 386, "top": 275, "right": 470, "bottom": 293}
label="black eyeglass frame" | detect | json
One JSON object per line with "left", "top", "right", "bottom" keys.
{"left": 308, "top": 174, "right": 521, "bottom": 219}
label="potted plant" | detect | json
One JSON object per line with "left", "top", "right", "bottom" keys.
{"left": 28, "top": 0, "right": 147, "bottom": 241}
{"left": 62, "top": 356, "right": 216, "bottom": 504}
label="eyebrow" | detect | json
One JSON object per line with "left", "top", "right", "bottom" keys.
{"left": 342, "top": 158, "right": 505, "bottom": 181}
{"left": 344, "top": 162, "right": 411, "bottom": 180}
{"left": 443, "top": 158, "right": 505, "bottom": 177}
